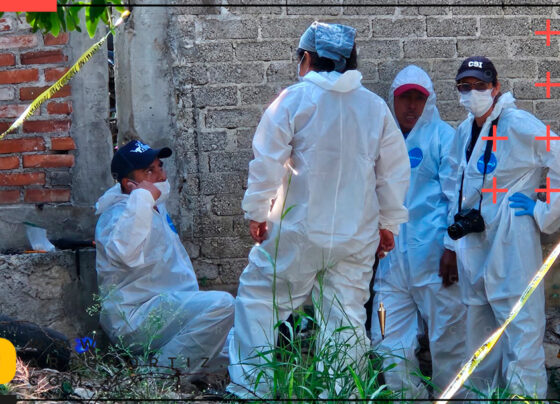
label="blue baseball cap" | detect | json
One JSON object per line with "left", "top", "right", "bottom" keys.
{"left": 111, "top": 140, "right": 172, "bottom": 181}
{"left": 456, "top": 56, "right": 497, "bottom": 83}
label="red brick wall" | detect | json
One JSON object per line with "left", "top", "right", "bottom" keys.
{"left": 0, "top": 13, "right": 75, "bottom": 205}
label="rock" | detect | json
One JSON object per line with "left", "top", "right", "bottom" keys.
{"left": 544, "top": 342, "right": 560, "bottom": 369}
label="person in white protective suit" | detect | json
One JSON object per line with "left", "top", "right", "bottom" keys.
{"left": 370, "top": 65, "right": 467, "bottom": 398}
{"left": 95, "top": 140, "right": 234, "bottom": 380}
{"left": 449, "top": 56, "right": 560, "bottom": 397}
{"left": 226, "top": 21, "right": 410, "bottom": 399}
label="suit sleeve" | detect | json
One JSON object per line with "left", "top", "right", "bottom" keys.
{"left": 375, "top": 104, "right": 410, "bottom": 235}
{"left": 532, "top": 124, "right": 560, "bottom": 234}
{"left": 242, "top": 91, "right": 294, "bottom": 223}
{"left": 100, "top": 189, "right": 156, "bottom": 268}
{"left": 439, "top": 124, "right": 460, "bottom": 251}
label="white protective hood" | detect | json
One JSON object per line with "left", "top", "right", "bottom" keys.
{"left": 376, "top": 65, "right": 456, "bottom": 287}
{"left": 388, "top": 65, "right": 439, "bottom": 132}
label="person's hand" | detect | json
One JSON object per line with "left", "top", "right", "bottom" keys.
{"left": 439, "top": 249, "right": 458, "bottom": 287}
{"left": 508, "top": 192, "right": 536, "bottom": 217}
{"left": 376, "top": 229, "right": 395, "bottom": 258}
{"left": 127, "top": 180, "right": 161, "bottom": 201}
{"left": 249, "top": 220, "right": 268, "bottom": 243}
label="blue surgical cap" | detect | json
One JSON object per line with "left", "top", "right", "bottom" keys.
{"left": 298, "top": 21, "right": 356, "bottom": 72}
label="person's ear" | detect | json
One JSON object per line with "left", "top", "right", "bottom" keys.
{"left": 302, "top": 51, "right": 310, "bottom": 67}
{"left": 121, "top": 178, "right": 134, "bottom": 193}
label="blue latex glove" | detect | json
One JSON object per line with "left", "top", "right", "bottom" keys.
{"left": 508, "top": 192, "right": 536, "bottom": 217}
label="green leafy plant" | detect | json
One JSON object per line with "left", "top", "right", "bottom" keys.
{"left": 0, "top": 1, "right": 127, "bottom": 38}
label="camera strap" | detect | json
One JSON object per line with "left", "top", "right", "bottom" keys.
{"left": 458, "top": 116, "right": 500, "bottom": 214}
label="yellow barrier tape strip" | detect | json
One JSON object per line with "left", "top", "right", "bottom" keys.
{"left": 0, "top": 10, "right": 130, "bottom": 140}
{"left": 438, "top": 239, "right": 560, "bottom": 403}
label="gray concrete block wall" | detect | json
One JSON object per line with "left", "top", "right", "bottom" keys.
{"left": 165, "top": 4, "right": 560, "bottom": 302}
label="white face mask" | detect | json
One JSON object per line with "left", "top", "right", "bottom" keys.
{"left": 153, "top": 180, "right": 170, "bottom": 204}
{"left": 459, "top": 89, "right": 494, "bottom": 118}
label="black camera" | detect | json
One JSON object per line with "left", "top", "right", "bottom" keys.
{"left": 447, "top": 209, "right": 485, "bottom": 240}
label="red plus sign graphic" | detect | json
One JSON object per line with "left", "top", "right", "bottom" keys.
{"left": 535, "top": 71, "right": 560, "bottom": 98}
{"left": 482, "top": 177, "right": 508, "bottom": 204}
{"left": 535, "top": 19, "right": 560, "bottom": 46}
{"left": 535, "top": 177, "right": 560, "bottom": 204}
{"left": 482, "top": 125, "right": 508, "bottom": 152}
{"left": 535, "top": 125, "right": 560, "bottom": 152}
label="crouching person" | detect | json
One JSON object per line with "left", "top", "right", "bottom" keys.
{"left": 95, "top": 140, "right": 234, "bottom": 380}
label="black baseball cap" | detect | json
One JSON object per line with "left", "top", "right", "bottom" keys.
{"left": 111, "top": 140, "right": 172, "bottom": 181}
{"left": 456, "top": 56, "right": 497, "bottom": 83}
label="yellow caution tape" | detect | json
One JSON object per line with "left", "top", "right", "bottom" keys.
{"left": 438, "top": 240, "right": 560, "bottom": 403}
{"left": 0, "top": 10, "right": 130, "bottom": 140}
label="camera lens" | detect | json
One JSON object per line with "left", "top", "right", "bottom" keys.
{"left": 447, "top": 223, "right": 464, "bottom": 240}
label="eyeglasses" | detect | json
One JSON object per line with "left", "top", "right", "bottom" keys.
{"left": 456, "top": 81, "right": 490, "bottom": 93}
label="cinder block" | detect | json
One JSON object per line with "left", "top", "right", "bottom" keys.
{"left": 204, "top": 107, "right": 262, "bottom": 129}
{"left": 372, "top": 17, "right": 425, "bottom": 38}
{"left": 236, "top": 128, "right": 256, "bottom": 150}
{"left": 417, "top": 6, "right": 451, "bottom": 15}
{"left": 207, "top": 62, "right": 265, "bottom": 85}
{"left": 201, "top": 19, "right": 259, "bottom": 40}
{"left": 427, "top": 17, "right": 477, "bottom": 37}
{"left": 357, "top": 39, "right": 402, "bottom": 60}
{"left": 211, "top": 194, "right": 244, "bottom": 216}
{"left": 200, "top": 172, "right": 246, "bottom": 195}
{"left": 199, "top": 131, "right": 229, "bottom": 152}
{"left": 378, "top": 59, "right": 431, "bottom": 82}
{"left": 538, "top": 61, "right": 560, "bottom": 79}
{"left": 503, "top": 6, "right": 552, "bottom": 15}
{"left": 513, "top": 80, "right": 548, "bottom": 100}
{"left": 266, "top": 61, "right": 296, "bottom": 83}
{"left": 535, "top": 100, "right": 560, "bottom": 121}
{"left": 200, "top": 236, "right": 253, "bottom": 259}
{"left": 480, "top": 17, "right": 531, "bottom": 37}
{"left": 404, "top": 39, "right": 455, "bottom": 58}
{"left": 194, "top": 260, "right": 220, "bottom": 281}
{"left": 239, "top": 84, "right": 281, "bottom": 106}
{"left": 235, "top": 41, "right": 292, "bottom": 62}
{"left": 261, "top": 17, "right": 316, "bottom": 39}
{"left": 208, "top": 151, "right": 253, "bottom": 172}
{"left": 433, "top": 80, "right": 459, "bottom": 101}
{"left": 179, "top": 43, "right": 234, "bottom": 64}
{"left": 219, "top": 258, "right": 248, "bottom": 284}
{"left": 193, "top": 86, "right": 238, "bottom": 108}
{"left": 438, "top": 100, "right": 468, "bottom": 122}
{"left": 509, "top": 38, "right": 559, "bottom": 58}
{"left": 451, "top": 6, "right": 503, "bottom": 16}
{"left": 493, "top": 59, "right": 537, "bottom": 79}
{"left": 194, "top": 215, "right": 236, "bottom": 238}
{"left": 342, "top": 1, "right": 395, "bottom": 16}
{"left": 457, "top": 39, "right": 507, "bottom": 58}
{"left": 287, "top": 4, "right": 341, "bottom": 16}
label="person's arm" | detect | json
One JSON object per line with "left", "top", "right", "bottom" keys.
{"left": 103, "top": 187, "right": 157, "bottom": 267}
{"left": 242, "top": 91, "right": 294, "bottom": 227}
{"left": 532, "top": 125, "right": 560, "bottom": 234}
{"left": 437, "top": 124, "right": 460, "bottom": 286}
{"left": 375, "top": 104, "right": 410, "bottom": 236}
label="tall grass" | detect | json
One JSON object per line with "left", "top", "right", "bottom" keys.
{"left": 245, "top": 303, "right": 399, "bottom": 402}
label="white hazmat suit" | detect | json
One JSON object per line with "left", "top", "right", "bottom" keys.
{"left": 371, "top": 65, "right": 467, "bottom": 398}
{"left": 95, "top": 184, "right": 234, "bottom": 377}
{"left": 227, "top": 69, "right": 410, "bottom": 398}
{"left": 449, "top": 91, "right": 560, "bottom": 397}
